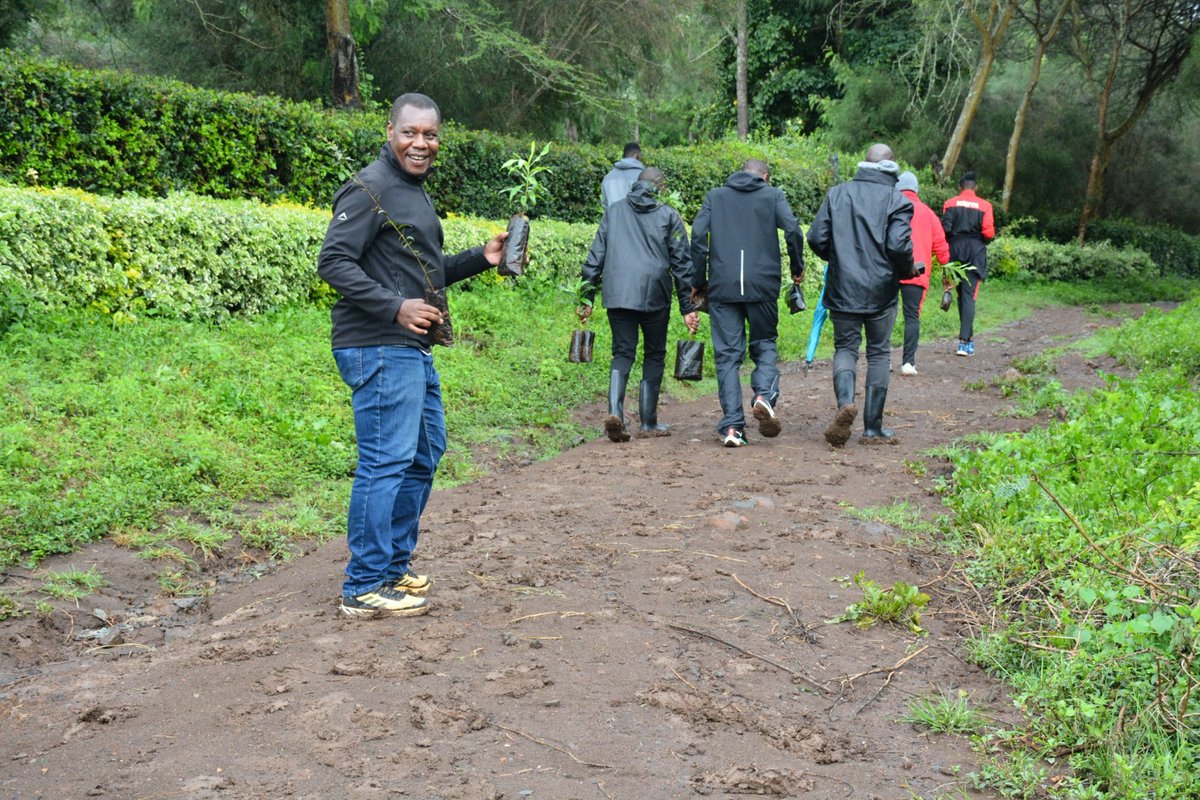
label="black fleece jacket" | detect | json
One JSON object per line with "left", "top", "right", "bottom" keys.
{"left": 317, "top": 144, "right": 491, "bottom": 349}
{"left": 689, "top": 171, "right": 805, "bottom": 303}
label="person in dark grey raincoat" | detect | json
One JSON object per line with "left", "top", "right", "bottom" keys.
{"left": 600, "top": 142, "right": 645, "bottom": 208}
{"left": 580, "top": 168, "right": 699, "bottom": 442}
{"left": 807, "top": 143, "right": 915, "bottom": 446}
{"left": 689, "top": 159, "right": 805, "bottom": 447}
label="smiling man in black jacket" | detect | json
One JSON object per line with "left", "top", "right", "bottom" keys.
{"left": 690, "top": 159, "right": 805, "bottom": 447}
{"left": 317, "top": 93, "right": 508, "bottom": 619}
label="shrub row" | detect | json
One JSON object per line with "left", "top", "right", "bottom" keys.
{"left": 0, "top": 57, "right": 842, "bottom": 223}
{"left": 1028, "top": 215, "right": 1200, "bottom": 277}
{"left": 988, "top": 235, "right": 1157, "bottom": 282}
{"left": 3, "top": 185, "right": 1172, "bottom": 327}
{"left": 0, "top": 186, "right": 597, "bottom": 325}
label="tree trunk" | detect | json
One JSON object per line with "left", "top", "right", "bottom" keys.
{"left": 1002, "top": 0, "right": 1071, "bottom": 212}
{"left": 940, "top": 0, "right": 1019, "bottom": 179}
{"left": 325, "top": 0, "right": 361, "bottom": 110}
{"left": 1078, "top": 137, "right": 1113, "bottom": 244}
{"left": 736, "top": 0, "right": 748, "bottom": 141}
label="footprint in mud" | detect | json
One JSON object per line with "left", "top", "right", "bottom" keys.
{"left": 691, "top": 764, "right": 817, "bottom": 796}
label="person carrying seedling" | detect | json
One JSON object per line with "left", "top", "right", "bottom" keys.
{"left": 579, "top": 168, "right": 700, "bottom": 442}
{"left": 896, "top": 171, "right": 950, "bottom": 376}
{"left": 941, "top": 171, "right": 995, "bottom": 356}
{"left": 317, "top": 93, "right": 511, "bottom": 619}
{"left": 689, "top": 159, "right": 805, "bottom": 447}
{"left": 807, "top": 143, "right": 915, "bottom": 446}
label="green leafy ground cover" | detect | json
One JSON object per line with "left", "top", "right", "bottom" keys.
{"left": 940, "top": 296, "right": 1200, "bottom": 799}
{"left": 1, "top": 273, "right": 1189, "bottom": 576}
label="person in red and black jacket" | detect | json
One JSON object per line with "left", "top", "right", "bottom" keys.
{"left": 941, "top": 171, "right": 994, "bottom": 356}
{"left": 896, "top": 171, "right": 950, "bottom": 375}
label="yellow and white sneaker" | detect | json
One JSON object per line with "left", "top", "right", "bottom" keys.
{"left": 340, "top": 586, "right": 430, "bottom": 618}
{"left": 393, "top": 570, "right": 431, "bottom": 596}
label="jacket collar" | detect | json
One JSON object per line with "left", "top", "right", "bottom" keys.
{"left": 379, "top": 143, "right": 434, "bottom": 185}
{"left": 853, "top": 166, "right": 898, "bottom": 186}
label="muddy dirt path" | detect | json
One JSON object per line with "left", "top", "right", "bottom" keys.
{"left": 0, "top": 305, "right": 1141, "bottom": 800}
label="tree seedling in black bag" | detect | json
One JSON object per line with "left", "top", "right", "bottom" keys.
{"left": 938, "top": 261, "right": 975, "bottom": 312}
{"left": 499, "top": 142, "right": 553, "bottom": 277}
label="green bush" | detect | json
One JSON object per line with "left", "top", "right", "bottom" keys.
{"left": 988, "top": 235, "right": 1156, "bottom": 282}
{"left": 0, "top": 185, "right": 598, "bottom": 322}
{"left": 0, "top": 57, "right": 841, "bottom": 223}
{"left": 943, "top": 301, "right": 1200, "bottom": 798}
{"left": 1029, "top": 215, "right": 1200, "bottom": 277}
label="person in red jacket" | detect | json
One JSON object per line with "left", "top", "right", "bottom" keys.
{"left": 896, "top": 171, "right": 950, "bottom": 375}
{"left": 941, "top": 171, "right": 995, "bottom": 356}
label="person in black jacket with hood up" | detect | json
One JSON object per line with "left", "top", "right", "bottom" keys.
{"left": 690, "top": 159, "right": 805, "bottom": 447}
{"left": 580, "top": 168, "right": 700, "bottom": 442}
{"left": 807, "top": 143, "right": 915, "bottom": 447}
{"left": 317, "top": 93, "right": 509, "bottom": 620}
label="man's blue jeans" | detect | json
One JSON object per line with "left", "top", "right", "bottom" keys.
{"left": 333, "top": 346, "right": 446, "bottom": 598}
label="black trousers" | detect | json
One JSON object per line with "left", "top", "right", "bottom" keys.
{"left": 956, "top": 271, "right": 983, "bottom": 342}
{"left": 900, "top": 283, "right": 926, "bottom": 365}
{"left": 607, "top": 307, "right": 670, "bottom": 388}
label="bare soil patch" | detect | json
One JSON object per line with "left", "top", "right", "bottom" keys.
{"left": 0, "top": 305, "right": 1146, "bottom": 799}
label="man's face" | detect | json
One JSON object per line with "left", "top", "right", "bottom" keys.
{"left": 387, "top": 105, "right": 440, "bottom": 177}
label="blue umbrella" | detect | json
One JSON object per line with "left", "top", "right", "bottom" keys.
{"left": 805, "top": 264, "right": 829, "bottom": 372}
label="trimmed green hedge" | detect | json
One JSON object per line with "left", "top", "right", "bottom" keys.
{"left": 989, "top": 235, "right": 1157, "bottom": 282}
{"left": 1029, "top": 215, "right": 1200, "bottom": 277}
{"left": 0, "top": 185, "right": 596, "bottom": 324}
{"left": 3, "top": 185, "right": 1170, "bottom": 330}
{"left": 0, "top": 57, "right": 839, "bottom": 222}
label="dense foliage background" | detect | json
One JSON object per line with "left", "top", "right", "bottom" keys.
{"left": 5, "top": 0, "right": 1199, "bottom": 234}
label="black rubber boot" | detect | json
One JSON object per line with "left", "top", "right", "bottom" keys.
{"left": 636, "top": 380, "right": 671, "bottom": 438}
{"left": 604, "top": 368, "right": 631, "bottom": 443}
{"left": 824, "top": 370, "right": 858, "bottom": 447}
{"left": 860, "top": 385, "right": 896, "bottom": 444}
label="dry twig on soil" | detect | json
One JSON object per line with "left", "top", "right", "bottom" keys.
{"left": 664, "top": 621, "right": 827, "bottom": 694}
{"left": 492, "top": 721, "right": 614, "bottom": 769}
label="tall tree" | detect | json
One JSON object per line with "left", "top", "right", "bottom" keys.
{"left": 1070, "top": 0, "right": 1198, "bottom": 242}
{"left": 1002, "top": 0, "right": 1073, "bottom": 211}
{"left": 325, "top": 0, "right": 360, "bottom": 109}
{"left": 736, "top": 0, "right": 749, "bottom": 139}
{"left": 938, "top": 0, "right": 1021, "bottom": 179}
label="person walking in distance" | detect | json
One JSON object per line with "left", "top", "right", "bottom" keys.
{"left": 579, "top": 168, "right": 700, "bottom": 442}
{"left": 600, "top": 142, "right": 645, "bottom": 209}
{"left": 896, "top": 171, "right": 950, "bottom": 376}
{"left": 317, "top": 93, "right": 510, "bottom": 619}
{"left": 941, "top": 171, "right": 995, "bottom": 356}
{"left": 690, "top": 159, "right": 805, "bottom": 447}
{"left": 807, "top": 143, "right": 916, "bottom": 446}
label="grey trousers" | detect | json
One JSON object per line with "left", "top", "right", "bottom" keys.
{"left": 708, "top": 299, "right": 779, "bottom": 435}
{"left": 830, "top": 306, "right": 898, "bottom": 390}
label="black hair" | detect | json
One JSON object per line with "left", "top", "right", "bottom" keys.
{"left": 390, "top": 93, "right": 442, "bottom": 124}
{"left": 623, "top": 142, "right": 642, "bottom": 158}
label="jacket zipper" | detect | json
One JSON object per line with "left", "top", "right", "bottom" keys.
{"left": 740, "top": 250, "right": 745, "bottom": 295}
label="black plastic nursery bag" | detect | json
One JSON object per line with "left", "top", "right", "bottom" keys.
{"left": 674, "top": 338, "right": 705, "bottom": 381}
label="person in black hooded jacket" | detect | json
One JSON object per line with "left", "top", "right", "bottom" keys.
{"left": 690, "top": 159, "right": 805, "bottom": 447}
{"left": 580, "top": 168, "right": 699, "bottom": 442}
{"left": 807, "top": 143, "right": 915, "bottom": 447}
{"left": 317, "top": 93, "right": 509, "bottom": 620}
